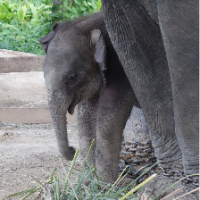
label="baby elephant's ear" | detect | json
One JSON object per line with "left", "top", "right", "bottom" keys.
{"left": 39, "top": 22, "right": 60, "bottom": 53}
{"left": 90, "top": 29, "right": 107, "bottom": 85}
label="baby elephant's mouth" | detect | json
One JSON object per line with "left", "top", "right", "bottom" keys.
{"left": 68, "top": 95, "right": 80, "bottom": 115}
{"left": 68, "top": 104, "right": 75, "bottom": 115}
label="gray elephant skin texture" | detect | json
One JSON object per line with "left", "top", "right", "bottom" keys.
{"left": 40, "top": 12, "right": 140, "bottom": 182}
{"left": 39, "top": 0, "right": 200, "bottom": 195}
{"left": 101, "top": 0, "right": 199, "bottom": 183}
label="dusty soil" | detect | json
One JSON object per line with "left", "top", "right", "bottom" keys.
{"left": 0, "top": 122, "right": 80, "bottom": 200}
{"left": 1, "top": 123, "right": 198, "bottom": 200}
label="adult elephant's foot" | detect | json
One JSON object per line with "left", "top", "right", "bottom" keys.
{"left": 151, "top": 135, "right": 184, "bottom": 172}
{"left": 140, "top": 174, "right": 199, "bottom": 200}
{"left": 157, "top": 157, "right": 184, "bottom": 173}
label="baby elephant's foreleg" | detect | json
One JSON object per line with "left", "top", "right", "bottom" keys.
{"left": 78, "top": 95, "right": 99, "bottom": 167}
{"left": 95, "top": 90, "right": 134, "bottom": 183}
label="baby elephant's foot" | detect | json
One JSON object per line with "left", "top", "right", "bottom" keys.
{"left": 96, "top": 164, "right": 119, "bottom": 183}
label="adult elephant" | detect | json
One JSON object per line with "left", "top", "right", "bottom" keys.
{"left": 101, "top": 0, "right": 199, "bottom": 197}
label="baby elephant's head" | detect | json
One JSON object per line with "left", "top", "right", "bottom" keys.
{"left": 39, "top": 22, "right": 107, "bottom": 160}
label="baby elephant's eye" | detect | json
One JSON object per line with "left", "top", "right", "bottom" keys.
{"left": 65, "top": 74, "right": 76, "bottom": 86}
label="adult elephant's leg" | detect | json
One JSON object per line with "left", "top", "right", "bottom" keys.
{"left": 101, "top": 0, "right": 183, "bottom": 170}
{"left": 78, "top": 95, "right": 99, "bottom": 166}
{"left": 157, "top": 0, "right": 199, "bottom": 175}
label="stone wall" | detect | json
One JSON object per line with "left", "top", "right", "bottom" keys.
{"left": 123, "top": 106, "right": 150, "bottom": 142}
{"left": 0, "top": 49, "right": 76, "bottom": 123}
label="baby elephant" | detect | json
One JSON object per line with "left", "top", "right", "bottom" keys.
{"left": 40, "top": 12, "right": 140, "bottom": 182}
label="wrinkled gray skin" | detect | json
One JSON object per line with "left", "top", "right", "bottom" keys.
{"left": 101, "top": 0, "right": 199, "bottom": 198}
{"left": 40, "top": 13, "right": 140, "bottom": 181}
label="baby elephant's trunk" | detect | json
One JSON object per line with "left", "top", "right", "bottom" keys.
{"left": 48, "top": 90, "right": 75, "bottom": 160}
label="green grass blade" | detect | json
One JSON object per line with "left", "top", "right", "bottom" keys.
{"left": 111, "top": 162, "right": 158, "bottom": 199}
{"left": 0, "top": 2, "right": 13, "bottom": 16}
{"left": 48, "top": 167, "right": 57, "bottom": 182}
{"left": 67, "top": 178, "right": 79, "bottom": 200}
{"left": 119, "top": 173, "right": 157, "bottom": 200}
{"left": 17, "top": 5, "right": 26, "bottom": 23}
{"left": 174, "top": 187, "right": 199, "bottom": 200}
{"left": 153, "top": 174, "right": 199, "bottom": 200}
{"left": 75, "top": 166, "right": 94, "bottom": 194}
{"left": 34, "top": 189, "right": 43, "bottom": 200}
{"left": 29, "top": 3, "right": 38, "bottom": 22}
{"left": 102, "top": 165, "right": 128, "bottom": 200}
{"left": 24, "top": 0, "right": 38, "bottom": 22}
{"left": 5, "top": 188, "right": 37, "bottom": 199}
{"left": 61, "top": 149, "right": 80, "bottom": 200}
{"left": 117, "top": 161, "right": 158, "bottom": 195}
{"left": 53, "top": 176, "right": 60, "bottom": 200}
{"left": 20, "top": 187, "right": 41, "bottom": 200}
{"left": 28, "top": 173, "right": 45, "bottom": 188}
{"left": 78, "top": 139, "right": 95, "bottom": 179}
{"left": 92, "top": 182, "right": 113, "bottom": 200}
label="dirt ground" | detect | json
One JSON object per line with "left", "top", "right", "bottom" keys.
{"left": 0, "top": 122, "right": 80, "bottom": 200}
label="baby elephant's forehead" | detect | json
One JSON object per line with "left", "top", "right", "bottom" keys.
{"left": 48, "top": 38, "right": 75, "bottom": 58}
{"left": 55, "top": 28, "right": 85, "bottom": 42}
{"left": 49, "top": 29, "right": 88, "bottom": 54}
